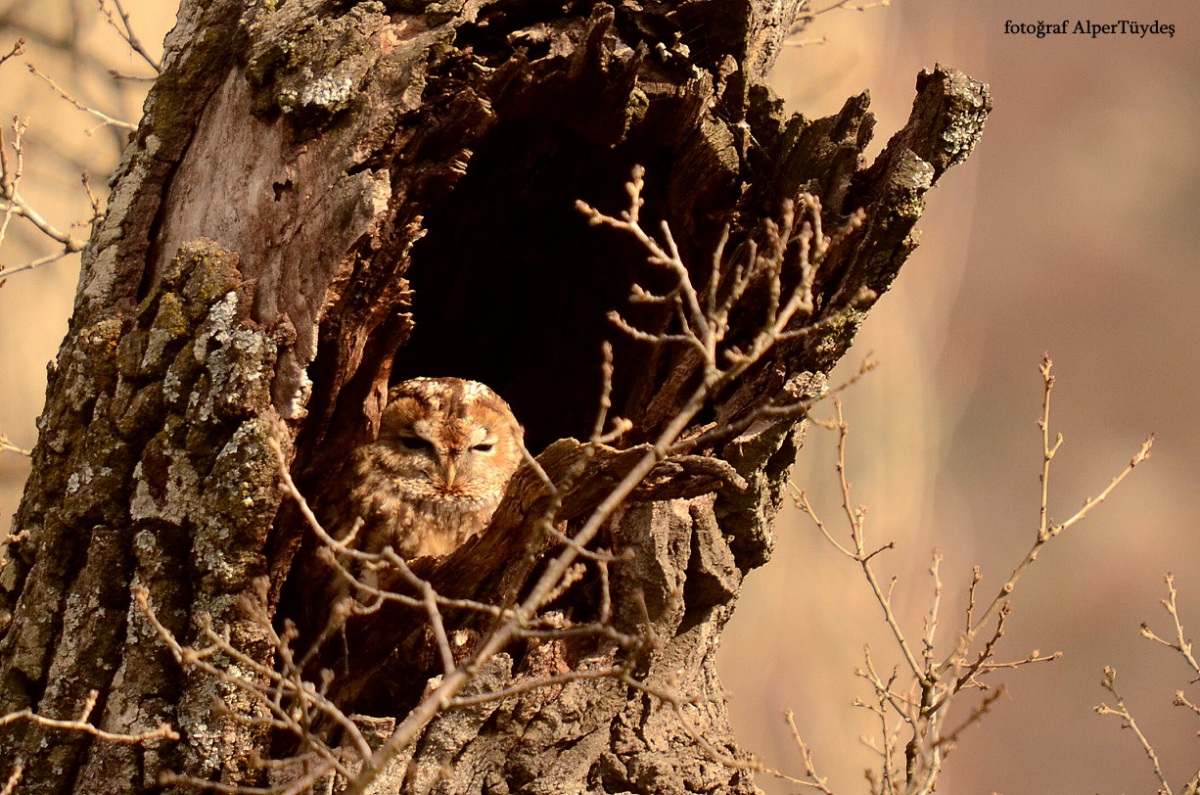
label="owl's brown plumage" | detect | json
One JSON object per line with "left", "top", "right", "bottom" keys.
{"left": 335, "top": 377, "right": 524, "bottom": 560}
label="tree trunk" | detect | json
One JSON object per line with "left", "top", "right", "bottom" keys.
{"left": 0, "top": 1, "right": 989, "bottom": 793}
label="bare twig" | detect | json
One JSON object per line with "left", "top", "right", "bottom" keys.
{"left": 781, "top": 35, "right": 829, "bottom": 48}
{"left": 1, "top": 116, "right": 90, "bottom": 276}
{"left": 0, "top": 689, "right": 178, "bottom": 744}
{"left": 813, "top": 0, "right": 892, "bottom": 13}
{"left": 795, "top": 354, "right": 1152, "bottom": 793}
{"left": 81, "top": 172, "right": 105, "bottom": 225}
{"left": 959, "top": 356, "right": 1153, "bottom": 658}
{"left": 97, "top": 0, "right": 162, "bottom": 73}
{"left": 26, "top": 62, "right": 137, "bottom": 132}
{"left": 1096, "top": 667, "right": 1173, "bottom": 795}
{"left": 0, "top": 763, "right": 22, "bottom": 795}
{"left": 1095, "top": 574, "right": 1200, "bottom": 794}
{"left": 1139, "top": 573, "right": 1200, "bottom": 678}
{"left": 0, "top": 37, "right": 25, "bottom": 68}
{"left": 0, "top": 432, "right": 31, "bottom": 456}
{"left": 590, "top": 340, "right": 632, "bottom": 444}
{"left": 784, "top": 710, "right": 837, "bottom": 794}
{"left": 133, "top": 584, "right": 371, "bottom": 779}
{"left": 448, "top": 664, "right": 628, "bottom": 709}
{"left": 785, "top": 0, "right": 893, "bottom": 45}
{"left": 935, "top": 685, "right": 1006, "bottom": 749}
{"left": 801, "top": 398, "right": 923, "bottom": 680}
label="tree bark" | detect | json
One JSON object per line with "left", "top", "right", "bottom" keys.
{"left": 0, "top": 1, "right": 990, "bottom": 793}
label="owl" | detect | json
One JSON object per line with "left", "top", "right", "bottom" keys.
{"left": 335, "top": 377, "right": 524, "bottom": 561}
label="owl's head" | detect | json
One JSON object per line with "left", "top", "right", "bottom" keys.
{"left": 374, "top": 377, "right": 524, "bottom": 501}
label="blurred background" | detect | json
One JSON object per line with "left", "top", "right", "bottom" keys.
{"left": 2, "top": 2, "right": 1198, "bottom": 792}
{"left": 728, "top": 2, "right": 1200, "bottom": 793}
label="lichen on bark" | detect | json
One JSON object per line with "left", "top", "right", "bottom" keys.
{"left": 1, "top": 239, "right": 289, "bottom": 790}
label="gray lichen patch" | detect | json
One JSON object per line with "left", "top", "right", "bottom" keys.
{"left": 174, "top": 594, "right": 272, "bottom": 782}
{"left": 188, "top": 291, "right": 278, "bottom": 424}
{"left": 123, "top": 238, "right": 282, "bottom": 548}
{"left": 291, "top": 71, "right": 355, "bottom": 113}
{"left": 193, "top": 418, "right": 280, "bottom": 591}
{"left": 114, "top": 238, "right": 287, "bottom": 777}
{"left": 919, "top": 68, "right": 991, "bottom": 174}
{"left": 244, "top": 1, "right": 389, "bottom": 120}
{"left": 129, "top": 420, "right": 202, "bottom": 526}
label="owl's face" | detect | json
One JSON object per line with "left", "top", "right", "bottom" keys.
{"left": 373, "top": 378, "right": 524, "bottom": 505}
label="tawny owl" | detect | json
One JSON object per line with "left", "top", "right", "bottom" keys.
{"left": 336, "top": 377, "right": 524, "bottom": 560}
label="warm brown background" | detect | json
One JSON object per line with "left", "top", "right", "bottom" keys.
{"left": 2, "top": 2, "right": 1198, "bottom": 793}
{"left": 725, "top": 2, "right": 1200, "bottom": 793}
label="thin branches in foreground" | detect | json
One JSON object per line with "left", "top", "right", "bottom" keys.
{"left": 1095, "top": 572, "right": 1200, "bottom": 795}
{"left": 0, "top": 689, "right": 179, "bottom": 794}
{"left": 1, "top": 0, "right": 160, "bottom": 282}
{"left": 0, "top": 115, "right": 90, "bottom": 277}
{"left": 127, "top": 166, "right": 866, "bottom": 794}
{"left": 786, "top": 354, "right": 1153, "bottom": 795}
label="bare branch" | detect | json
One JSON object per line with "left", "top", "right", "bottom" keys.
{"left": 0, "top": 689, "right": 178, "bottom": 745}
{"left": 132, "top": 584, "right": 371, "bottom": 778}
{"left": 0, "top": 763, "right": 22, "bottom": 795}
{"left": 1095, "top": 667, "right": 1173, "bottom": 795}
{"left": 0, "top": 116, "right": 90, "bottom": 277}
{"left": 336, "top": 167, "right": 867, "bottom": 794}
{"left": 784, "top": 710, "right": 837, "bottom": 794}
{"left": 962, "top": 356, "right": 1153, "bottom": 654}
{"left": 813, "top": 0, "right": 892, "bottom": 13}
{"left": 1139, "top": 574, "right": 1200, "bottom": 676}
{"left": 97, "top": 0, "right": 162, "bottom": 73}
{"left": 0, "top": 432, "right": 31, "bottom": 456}
{"left": 0, "top": 37, "right": 25, "bottom": 68}
{"left": 796, "top": 355, "right": 1152, "bottom": 793}
{"left": 26, "top": 61, "right": 137, "bottom": 132}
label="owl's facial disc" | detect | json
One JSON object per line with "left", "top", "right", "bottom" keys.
{"left": 344, "top": 377, "right": 523, "bottom": 560}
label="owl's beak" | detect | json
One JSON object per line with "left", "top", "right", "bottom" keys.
{"left": 442, "top": 457, "right": 457, "bottom": 489}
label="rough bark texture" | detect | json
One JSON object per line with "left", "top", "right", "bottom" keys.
{"left": 0, "top": 1, "right": 989, "bottom": 793}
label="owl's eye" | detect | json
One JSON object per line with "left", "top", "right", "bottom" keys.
{"left": 472, "top": 443, "right": 495, "bottom": 453}
{"left": 398, "top": 436, "right": 432, "bottom": 451}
